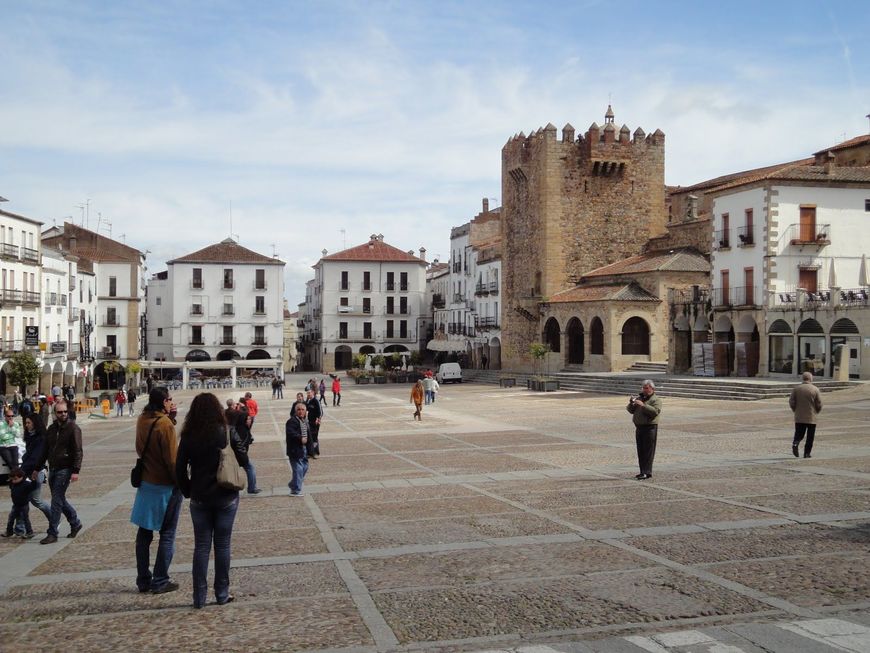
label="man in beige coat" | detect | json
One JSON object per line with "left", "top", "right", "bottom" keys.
{"left": 789, "top": 372, "right": 823, "bottom": 458}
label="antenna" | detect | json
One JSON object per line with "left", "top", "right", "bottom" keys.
{"left": 120, "top": 233, "right": 126, "bottom": 244}
{"left": 271, "top": 243, "right": 279, "bottom": 258}
{"left": 229, "top": 200, "right": 233, "bottom": 238}
{"left": 340, "top": 229, "right": 346, "bottom": 249}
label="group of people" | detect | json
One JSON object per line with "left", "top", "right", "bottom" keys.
{"left": 114, "top": 387, "right": 139, "bottom": 417}
{"left": 302, "top": 376, "right": 342, "bottom": 407}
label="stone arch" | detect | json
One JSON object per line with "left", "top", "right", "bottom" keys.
{"left": 359, "top": 345, "right": 376, "bottom": 355}
{"left": 590, "top": 316, "right": 604, "bottom": 355}
{"left": 797, "top": 318, "right": 824, "bottom": 334}
{"left": 63, "top": 362, "right": 76, "bottom": 388}
{"left": 52, "top": 361, "right": 64, "bottom": 387}
{"left": 216, "top": 349, "right": 240, "bottom": 361}
{"left": 621, "top": 316, "right": 650, "bottom": 355}
{"left": 383, "top": 345, "right": 409, "bottom": 353}
{"left": 334, "top": 344, "right": 352, "bottom": 370}
{"left": 830, "top": 318, "right": 859, "bottom": 334}
{"left": 736, "top": 314, "right": 758, "bottom": 334}
{"left": 769, "top": 319, "right": 792, "bottom": 334}
{"left": 40, "top": 363, "right": 53, "bottom": 394}
{"left": 566, "top": 317, "right": 584, "bottom": 364}
{"left": 185, "top": 349, "right": 211, "bottom": 362}
{"left": 543, "top": 317, "right": 561, "bottom": 353}
{"left": 713, "top": 314, "right": 733, "bottom": 334}
{"left": 246, "top": 349, "right": 271, "bottom": 360}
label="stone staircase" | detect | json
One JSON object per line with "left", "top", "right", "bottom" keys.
{"left": 462, "top": 368, "right": 858, "bottom": 401}
{"left": 624, "top": 361, "right": 668, "bottom": 374}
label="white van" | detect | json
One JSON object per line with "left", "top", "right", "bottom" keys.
{"left": 435, "top": 362, "right": 463, "bottom": 384}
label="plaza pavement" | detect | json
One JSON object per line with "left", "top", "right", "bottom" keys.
{"left": 0, "top": 374, "right": 869, "bottom": 652}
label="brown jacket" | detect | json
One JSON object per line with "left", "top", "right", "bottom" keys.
{"left": 410, "top": 383, "right": 424, "bottom": 405}
{"left": 136, "top": 409, "right": 178, "bottom": 486}
{"left": 789, "top": 381, "right": 823, "bottom": 424}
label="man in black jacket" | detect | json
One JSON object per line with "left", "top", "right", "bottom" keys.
{"left": 35, "top": 401, "right": 83, "bottom": 544}
{"left": 285, "top": 402, "right": 309, "bottom": 496}
{"left": 304, "top": 389, "right": 321, "bottom": 459}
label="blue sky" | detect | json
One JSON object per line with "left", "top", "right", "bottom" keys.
{"left": 2, "top": 0, "right": 868, "bottom": 305}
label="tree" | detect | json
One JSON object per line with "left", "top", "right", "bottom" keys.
{"left": 7, "top": 351, "right": 41, "bottom": 391}
{"left": 103, "top": 361, "right": 121, "bottom": 389}
{"left": 529, "top": 342, "right": 549, "bottom": 378}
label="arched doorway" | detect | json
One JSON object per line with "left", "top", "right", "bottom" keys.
{"left": 94, "top": 362, "right": 126, "bottom": 391}
{"left": 543, "top": 317, "right": 561, "bottom": 353}
{"left": 186, "top": 349, "right": 211, "bottom": 362}
{"left": 621, "top": 317, "right": 650, "bottom": 355}
{"left": 673, "top": 314, "right": 691, "bottom": 373}
{"left": 830, "top": 318, "right": 860, "bottom": 378}
{"left": 713, "top": 315, "right": 735, "bottom": 376}
{"left": 566, "top": 318, "right": 584, "bottom": 365}
{"left": 216, "top": 350, "right": 240, "bottom": 361}
{"left": 488, "top": 337, "right": 501, "bottom": 370}
{"left": 359, "top": 345, "right": 376, "bottom": 355}
{"left": 590, "top": 317, "right": 604, "bottom": 355}
{"left": 735, "top": 314, "right": 760, "bottom": 377}
{"left": 768, "top": 319, "right": 793, "bottom": 374}
{"left": 797, "top": 318, "right": 825, "bottom": 376}
{"left": 334, "top": 345, "right": 352, "bottom": 371}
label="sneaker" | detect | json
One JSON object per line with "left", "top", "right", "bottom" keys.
{"left": 0, "top": 532, "right": 14, "bottom": 538}
{"left": 40, "top": 534, "right": 58, "bottom": 545}
{"left": 67, "top": 523, "right": 83, "bottom": 538}
{"left": 151, "top": 581, "right": 180, "bottom": 594}
{"left": 22, "top": 532, "right": 35, "bottom": 539}
{"left": 247, "top": 488, "right": 262, "bottom": 494}
{"left": 289, "top": 491, "right": 305, "bottom": 497}
{"left": 217, "top": 594, "right": 235, "bottom": 605}
{"left": 792, "top": 443, "right": 799, "bottom": 458}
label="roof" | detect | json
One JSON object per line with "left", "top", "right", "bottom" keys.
{"left": 583, "top": 249, "right": 710, "bottom": 278}
{"left": 168, "top": 238, "right": 284, "bottom": 265}
{"left": 321, "top": 238, "right": 426, "bottom": 264}
{"left": 42, "top": 222, "right": 143, "bottom": 263}
{"left": 0, "top": 208, "right": 43, "bottom": 227}
{"left": 549, "top": 283, "right": 659, "bottom": 304}
{"left": 284, "top": 309, "right": 298, "bottom": 319}
{"left": 813, "top": 134, "right": 870, "bottom": 155}
{"left": 710, "top": 164, "right": 870, "bottom": 194}
{"left": 672, "top": 158, "right": 813, "bottom": 195}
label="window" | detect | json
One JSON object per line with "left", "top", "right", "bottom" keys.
{"left": 386, "top": 320, "right": 394, "bottom": 338}
{"left": 339, "top": 322, "right": 348, "bottom": 339}
{"left": 222, "top": 326, "right": 234, "bottom": 344}
{"left": 106, "top": 334, "right": 116, "bottom": 354}
{"left": 386, "top": 296, "right": 394, "bottom": 314}
{"left": 255, "top": 269, "right": 265, "bottom": 290}
{"left": 156, "top": 297, "right": 161, "bottom": 306}
{"left": 590, "top": 317, "right": 604, "bottom": 355}
{"left": 223, "top": 269, "right": 234, "bottom": 289}
{"left": 386, "top": 272, "right": 395, "bottom": 291}
{"left": 363, "top": 322, "right": 372, "bottom": 339}
{"left": 400, "top": 320, "right": 408, "bottom": 338}
{"left": 191, "top": 325, "right": 203, "bottom": 345}
{"left": 192, "top": 268, "right": 202, "bottom": 289}
{"left": 799, "top": 268, "right": 818, "bottom": 293}
{"left": 400, "top": 272, "right": 408, "bottom": 291}
{"left": 255, "top": 296, "right": 265, "bottom": 314}
{"left": 157, "top": 328, "right": 163, "bottom": 337}
{"left": 223, "top": 296, "right": 234, "bottom": 315}
{"left": 865, "top": 199, "right": 870, "bottom": 212}
{"left": 191, "top": 296, "right": 203, "bottom": 315}
{"left": 621, "top": 317, "right": 650, "bottom": 355}
{"left": 106, "top": 307, "right": 117, "bottom": 326}
{"left": 363, "top": 271, "right": 371, "bottom": 291}
{"left": 108, "top": 276, "right": 117, "bottom": 297}
{"left": 744, "top": 268, "right": 754, "bottom": 305}
{"left": 340, "top": 271, "right": 349, "bottom": 291}
{"left": 362, "top": 297, "right": 371, "bottom": 314}
{"left": 799, "top": 206, "right": 816, "bottom": 242}
{"left": 254, "top": 326, "right": 265, "bottom": 344}
{"left": 400, "top": 296, "right": 408, "bottom": 314}
{"left": 720, "top": 270, "right": 730, "bottom": 305}
{"left": 339, "top": 297, "right": 348, "bottom": 306}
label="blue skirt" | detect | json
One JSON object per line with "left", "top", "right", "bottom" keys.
{"left": 130, "top": 481, "right": 173, "bottom": 531}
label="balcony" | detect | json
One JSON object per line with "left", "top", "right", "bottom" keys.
{"left": 786, "top": 223, "right": 831, "bottom": 249}
{"left": 254, "top": 283, "right": 266, "bottom": 291}
{"left": 67, "top": 342, "right": 80, "bottom": 358}
{"left": 1, "top": 289, "right": 23, "bottom": 304}
{"left": 736, "top": 225, "right": 755, "bottom": 246}
{"left": 68, "top": 312, "right": 80, "bottom": 323}
{"left": 488, "top": 281, "right": 499, "bottom": 295}
{"left": 339, "top": 283, "right": 350, "bottom": 291}
{"left": 432, "top": 294, "right": 445, "bottom": 308}
{"left": 252, "top": 338, "right": 267, "bottom": 346}
{"left": 191, "top": 279, "right": 204, "bottom": 289}
{"left": 475, "top": 284, "right": 488, "bottom": 297}
{"left": 452, "top": 293, "right": 464, "bottom": 303}
{"left": 191, "top": 305, "right": 203, "bottom": 316}
{"left": 253, "top": 309, "right": 266, "bottom": 316}
{"left": 222, "top": 280, "right": 235, "bottom": 290}
{"left": 222, "top": 305, "right": 235, "bottom": 316}
{"left": 189, "top": 338, "right": 205, "bottom": 345}
{"left": 385, "top": 282, "right": 396, "bottom": 291}
{"left": 296, "top": 319, "right": 304, "bottom": 328}
{"left": 22, "top": 291, "right": 40, "bottom": 306}
{"left": 96, "top": 350, "right": 119, "bottom": 360}
{"left": 21, "top": 247, "right": 39, "bottom": 263}
{"left": 220, "top": 337, "right": 236, "bottom": 346}
{"left": 361, "top": 282, "right": 372, "bottom": 292}
{"left": 669, "top": 287, "right": 710, "bottom": 305}
{"left": 0, "top": 243, "right": 19, "bottom": 260}
{"left": 399, "top": 283, "right": 408, "bottom": 291}
{"left": 103, "top": 319, "right": 120, "bottom": 327}
{"left": 475, "top": 316, "right": 500, "bottom": 330}
{"left": 713, "top": 229, "right": 731, "bottom": 250}
{"left": 711, "top": 286, "right": 758, "bottom": 308}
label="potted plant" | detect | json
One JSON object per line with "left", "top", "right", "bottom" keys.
{"left": 528, "top": 342, "right": 559, "bottom": 392}
{"left": 499, "top": 374, "right": 516, "bottom": 388}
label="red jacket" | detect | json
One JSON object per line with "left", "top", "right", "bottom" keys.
{"left": 332, "top": 378, "right": 341, "bottom": 393}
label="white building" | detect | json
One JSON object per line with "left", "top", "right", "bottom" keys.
{"left": 39, "top": 247, "right": 79, "bottom": 390}
{"left": 0, "top": 206, "right": 42, "bottom": 394}
{"left": 709, "top": 134, "right": 870, "bottom": 379}
{"left": 303, "top": 235, "right": 428, "bottom": 373}
{"left": 283, "top": 304, "right": 300, "bottom": 374}
{"left": 42, "top": 222, "right": 146, "bottom": 390}
{"left": 146, "top": 238, "right": 285, "bottom": 371}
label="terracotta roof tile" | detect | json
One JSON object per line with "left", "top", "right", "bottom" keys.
{"left": 321, "top": 239, "right": 426, "bottom": 263}
{"left": 169, "top": 238, "right": 283, "bottom": 265}
{"left": 549, "top": 283, "right": 659, "bottom": 303}
{"left": 42, "top": 222, "right": 143, "bottom": 263}
{"left": 672, "top": 158, "right": 813, "bottom": 195}
{"left": 813, "top": 134, "right": 870, "bottom": 155}
{"left": 710, "top": 164, "right": 870, "bottom": 193}
{"left": 583, "top": 250, "right": 710, "bottom": 278}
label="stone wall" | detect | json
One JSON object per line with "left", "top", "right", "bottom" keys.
{"left": 501, "top": 112, "right": 667, "bottom": 369}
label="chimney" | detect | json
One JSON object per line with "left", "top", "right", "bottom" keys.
{"left": 70, "top": 234, "right": 78, "bottom": 252}
{"left": 419, "top": 247, "right": 426, "bottom": 261}
{"left": 482, "top": 198, "right": 489, "bottom": 213}
{"left": 824, "top": 151, "right": 836, "bottom": 174}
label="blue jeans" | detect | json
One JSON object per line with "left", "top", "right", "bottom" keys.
{"left": 189, "top": 495, "right": 239, "bottom": 608}
{"left": 244, "top": 461, "right": 258, "bottom": 493}
{"left": 47, "top": 468, "right": 81, "bottom": 537}
{"left": 135, "top": 488, "right": 183, "bottom": 591}
{"left": 424, "top": 390, "right": 433, "bottom": 405}
{"left": 288, "top": 457, "right": 308, "bottom": 494}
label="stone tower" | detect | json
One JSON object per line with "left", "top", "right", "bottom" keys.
{"left": 500, "top": 106, "right": 667, "bottom": 368}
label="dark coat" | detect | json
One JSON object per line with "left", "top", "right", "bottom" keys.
{"left": 285, "top": 416, "right": 309, "bottom": 460}
{"left": 37, "top": 419, "right": 83, "bottom": 473}
{"left": 175, "top": 427, "right": 248, "bottom": 505}
{"left": 305, "top": 397, "right": 322, "bottom": 425}
{"left": 20, "top": 427, "right": 47, "bottom": 477}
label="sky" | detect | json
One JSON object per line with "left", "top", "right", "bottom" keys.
{"left": 2, "top": 0, "right": 869, "bottom": 306}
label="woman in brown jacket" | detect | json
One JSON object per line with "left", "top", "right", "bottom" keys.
{"left": 410, "top": 380, "right": 425, "bottom": 421}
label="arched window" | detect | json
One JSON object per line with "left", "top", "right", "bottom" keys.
{"left": 543, "top": 317, "right": 561, "bottom": 353}
{"left": 566, "top": 318, "right": 584, "bottom": 364}
{"left": 590, "top": 317, "right": 604, "bottom": 355}
{"left": 621, "top": 317, "right": 650, "bottom": 355}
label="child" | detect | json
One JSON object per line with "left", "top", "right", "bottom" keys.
{"left": 1, "top": 468, "right": 35, "bottom": 539}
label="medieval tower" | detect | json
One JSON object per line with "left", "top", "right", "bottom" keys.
{"left": 500, "top": 106, "right": 667, "bottom": 369}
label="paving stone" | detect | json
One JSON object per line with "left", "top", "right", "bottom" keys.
{"left": 555, "top": 499, "right": 771, "bottom": 530}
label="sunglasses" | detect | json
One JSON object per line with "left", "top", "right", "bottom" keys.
{"left": 55, "top": 410, "right": 68, "bottom": 414}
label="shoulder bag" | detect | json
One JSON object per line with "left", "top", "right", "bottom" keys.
{"left": 131, "top": 417, "right": 162, "bottom": 488}
{"left": 216, "top": 427, "right": 247, "bottom": 491}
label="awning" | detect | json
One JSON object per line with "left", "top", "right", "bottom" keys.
{"left": 426, "top": 339, "right": 468, "bottom": 352}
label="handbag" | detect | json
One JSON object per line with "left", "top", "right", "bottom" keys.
{"left": 131, "top": 417, "right": 161, "bottom": 488}
{"left": 216, "top": 427, "right": 247, "bottom": 491}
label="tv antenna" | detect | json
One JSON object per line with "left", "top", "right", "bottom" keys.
{"left": 340, "top": 228, "right": 346, "bottom": 249}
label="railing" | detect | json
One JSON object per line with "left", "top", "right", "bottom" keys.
{"left": 96, "top": 350, "right": 119, "bottom": 360}
{"left": 189, "top": 339, "right": 205, "bottom": 345}
{"left": 452, "top": 293, "right": 464, "bottom": 303}
{"left": 339, "top": 283, "right": 350, "bottom": 291}
{"left": 21, "top": 247, "right": 39, "bottom": 263}
{"left": 23, "top": 291, "right": 40, "bottom": 305}
{"left": 253, "top": 309, "right": 266, "bottom": 316}
{"left": 452, "top": 262, "right": 461, "bottom": 273}
{"left": 475, "top": 316, "right": 500, "bottom": 329}
{"left": 191, "top": 305, "right": 203, "bottom": 316}
{"left": 385, "top": 282, "right": 395, "bottom": 291}
{"left": 361, "top": 282, "right": 372, "bottom": 292}
{"left": 432, "top": 294, "right": 445, "bottom": 308}
{"left": 103, "top": 319, "right": 120, "bottom": 326}
{"left": 222, "top": 280, "right": 235, "bottom": 289}
{"left": 254, "top": 283, "right": 266, "bottom": 291}
{"left": 475, "top": 284, "right": 488, "bottom": 296}
{"left": 1, "top": 289, "right": 23, "bottom": 303}
{"left": 68, "top": 312, "right": 80, "bottom": 322}
{"left": 0, "top": 243, "right": 19, "bottom": 259}
{"left": 399, "top": 283, "right": 408, "bottom": 291}
{"left": 714, "top": 229, "right": 731, "bottom": 250}
{"left": 222, "top": 306, "right": 235, "bottom": 316}
{"left": 772, "top": 288, "right": 867, "bottom": 309}
{"left": 785, "top": 223, "right": 831, "bottom": 247}
{"left": 251, "top": 338, "right": 267, "bottom": 346}
{"left": 220, "top": 337, "right": 236, "bottom": 345}
{"left": 488, "top": 281, "right": 499, "bottom": 294}
{"left": 68, "top": 342, "right": 80, "bottom": 356}
{"left": 711, "top": 286, "right": 757, "bottom": 307}
{"left": 736, "top": 225, "right": 755, "bottom": 246}
{"left": 670, "top": 287, "right": 710, "bottom": 305}
{"left": 191, "top": 279, "right": 204, "bottom": 289}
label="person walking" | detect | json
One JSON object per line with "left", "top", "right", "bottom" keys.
{"left": 227, "top": 400, "right": 261, "bottom": 495}
{"left": 0, "top": 406, "right": 23, "bottom": 472}
{"left": 318, "top": 379, "right": 327, "bottom": 405}
{"left": 285, "top": 402, "right": 309, "bottom": 496}
{"left": 627, "top": 380, "right": 661, "bottom": 480}
{"left": 17, "top": 414, "right": 52, "bottom": 535}
{"left": 127, "top": 388, "right": 137, "bottom": 416}
{"left": 790, "top": 371, "right": 823, "bottom": 458}
{"left": 115, "top": 389, "right": 127, "bottom": 417}
{"left": 331, "top": 376, "right": 341, "bottom": 406}
{"left": 131, "top": 387, "right": 183, "bottom": 594}
{"left": 243, "top": 392, "right": 259, "bottom": 430}
{"left": 277, "top": 377, "right": 284, "bottom": 399}
{"left": 305, "top": 389, "right": 322, "bottom": 459}
{"left": 411, "top": 379, "right": 425, "bottom": 421}
{"left": 35, "top": 401, "right": 83, "bottom": 544}
{"left": 175, "top": 393, "right": 248, "bottom": 609}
